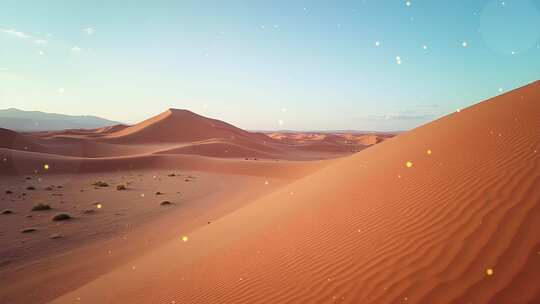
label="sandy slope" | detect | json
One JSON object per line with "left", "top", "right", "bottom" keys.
{"left": 48, "top": 81, "right": 540, "bottom": 304}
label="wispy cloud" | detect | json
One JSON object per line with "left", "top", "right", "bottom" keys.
{"left": 71, "top": 46, "right": 82, "bottom": 52}
{"left": 1, "top": 28, "right": 48, "bottom": 46}
{"left": 0, "top": 28, "right": 31, "bottom": 39}
{"left": 364, "top": 114, "right": 435, "bottom": 121}
{"left": 354, "top": 106, "right": 440, "bottom": 122}
{"left": 83, "top": 27, "right": 95, "bottom": 35}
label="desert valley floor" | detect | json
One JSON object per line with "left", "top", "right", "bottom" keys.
{"left": 1, "top": 81, "right": 539, "bottom": 303}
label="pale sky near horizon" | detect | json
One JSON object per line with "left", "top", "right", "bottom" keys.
{"left": 1, "top": 0, "right": 539, "bottom": 131}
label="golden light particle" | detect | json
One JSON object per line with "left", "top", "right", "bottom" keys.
{"left": 406, "top": 161, "right": 413, "bottom": 168}
{"left": 486, "top": 268, "right": 494, "bottom": 276}
{"left": 44, "top": 164, "right": 49, "bottom": 170}
{"left": 182, "top": 235, "right": 188, "bottom": 242}
{"left": 264, "top": 181, "right": 269, "bottom": 185}
{"left": 96, "top": 203, "right": 103, "bottom": 209}
{"left": 427, "top": 149, "right": 432, "bottom": 155}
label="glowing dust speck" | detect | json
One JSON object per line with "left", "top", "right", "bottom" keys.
{"left": 182, "top": 236, "right": 188, "bottom": 242}
{"left": 427, "top": 150, "right": 432, "bottom": 155}
{"left": 43, "top": 164, "right": 49, "bottom": 170}
{"left": 96, "top": 203, "right": 103, "bottom": 209}
{"left": 486, "top": 268, "right": 494, "bottom": 276}
{"left": 406, "top": 161, "right": 413, "bottom": 168}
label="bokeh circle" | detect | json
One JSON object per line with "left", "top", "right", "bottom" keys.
{"left": 479, "top": 0, "right": 540, "bottom": 55}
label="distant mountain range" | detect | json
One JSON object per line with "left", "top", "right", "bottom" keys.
{"left": 0, "top": 108, "right": 122, "bottom": 131}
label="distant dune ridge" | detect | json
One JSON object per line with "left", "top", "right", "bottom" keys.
{"left": 0, "top": 108, "right": 392, "bottom": 176}
{"left": 44, "top": 82, "right": 540, "bottom": 304}
{"left": 0, "top": 108, "right": 121, "bottom": 131}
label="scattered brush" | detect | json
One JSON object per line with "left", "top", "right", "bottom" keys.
{"left": 32, "top": 203, "right": 51, "bottom": 211}
{"left": 21, "top": 228, "right": 37, "bottom": 233}
{"left": 52, "top": 213, "right": 72, "bottom": 222}
{"left": 26, "top": 186, "right": 36, "bottom": 191}
{"left": 160, "top": 201, "right": 173, "bottom": 206}
{"left": 1, "top": 209, "right": 13, "bottom": 214}
{"left": 5, "top": 190, "right": 13, "bottom": 194}
{"left": 116, "top": 184, "right": 127, "bottom": 191}
{"left": 92, "top": 181, "right": 109, "bottom": 187}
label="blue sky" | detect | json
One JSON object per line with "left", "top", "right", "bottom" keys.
{"left": 1, "top": 0, "right": 539, "bottom": 131}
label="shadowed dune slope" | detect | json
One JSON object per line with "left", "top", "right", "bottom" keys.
{"left": 50, "top": 81, "right": 540, "bottom": 304}
{"left": 0, "top": 128, "right": 46, "bottom": 151}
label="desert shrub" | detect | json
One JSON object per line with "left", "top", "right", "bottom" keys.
{"left": 32, "top": 203, "right": 51, "bottom": 211}
{"left": 52, "top": 213, "right": 72, "bottom": 221}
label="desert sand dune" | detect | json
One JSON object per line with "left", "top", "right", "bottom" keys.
{"left": 105, "top": 109, "right": 273, "bottom": 145}
{"left": 267, "top": 132, "right": 392, "bottom": 154}
{"left": 0, "top": 148, "right": 328, "bottom": 178}
{"left": 48, "top": 81, "right": 540, "bottom": 303}
{"left": 0, "top": 128, "right": 47, "bottom": 152}
{"left": 1, "top": 109, "right": 382, "bottom": 161}
{"left": 154, "top": 140, "right": 281, "bottom": 159}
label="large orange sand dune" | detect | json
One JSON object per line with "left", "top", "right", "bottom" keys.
{"left": 48, "top": 82, "right": 540, "bottom": 304}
